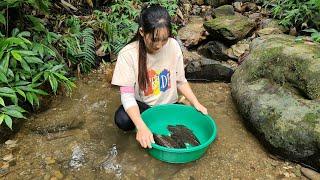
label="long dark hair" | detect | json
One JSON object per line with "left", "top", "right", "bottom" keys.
{"left": 135, "top": 5, "right": 172, "bottom": 91}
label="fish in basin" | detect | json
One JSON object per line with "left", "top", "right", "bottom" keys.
{"left": 167, "top": 125, "right": 200, "bottom": 146}
{"left": 154, "top": 134, "right": 186, "bottom": 148}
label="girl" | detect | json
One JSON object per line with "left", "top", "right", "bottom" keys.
{"left": 111, "top": 4, "right": 207, "bottom": 149}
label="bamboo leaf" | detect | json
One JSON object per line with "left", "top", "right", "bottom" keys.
{"left": 0, "top": 71, "right": 8, "bottom": 83}
{"left": 11, "top": 51, "right": 22, "bottom": 61}
{"left": 26, "top": 92, "right": 34, "bottom": 106}
{"left": 49, "top": 75, "right": 58, "bottom": 93}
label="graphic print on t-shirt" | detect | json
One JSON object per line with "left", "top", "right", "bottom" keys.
{"left": 144, "top": 69, "right": 171, "bottom": 96}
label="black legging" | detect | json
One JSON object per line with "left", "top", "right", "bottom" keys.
{"left": 114, "top": 101, "right": 150, "bottom": 131}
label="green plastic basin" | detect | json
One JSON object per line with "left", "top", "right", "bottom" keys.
{"left": 141, "top": 104, "right": 217, "bottom": 163}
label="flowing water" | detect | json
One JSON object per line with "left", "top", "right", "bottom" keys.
{"left": 0, "top": 69, "right": 304, "bottom": 179}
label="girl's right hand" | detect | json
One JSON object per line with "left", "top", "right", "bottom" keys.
{"left": 136, "top": 125, "right": 154, "bottom": 148}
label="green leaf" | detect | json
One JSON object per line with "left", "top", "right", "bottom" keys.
{"left": 32, "top": 93, "right": 39, "bottom": 107}
{"left": 24, "top": 56, "right": 43, "bottom": 64}
{"left": 51, "top": 64, "right": 65, "bottom": 72}
{"left": 11, "top": 51, "right": 22, "bottom": 61}
{"left": 0, "top": 71, "right": 8, "bottom": 83}
{"left": 53, "top": 72, "right": 69, "bottom": 81}
{"left": 1, "top": 52, "right": 10, "bottom": 73}
{"left": 4, "top": 109, "right": 25, "bottom": 119}
{"left": 31, "top": 89, "right": 48, "bottom": 95}
{"left": 26, "top": 92, "right": 33, "bottom": 106}
{"left": 0, "top": 13, "right": 5, "bottom": 26}
{"left": 0, "top": 87, "right": 15, "bottom": 94}
{"left": 4, "top": 105, "right": 26, "bottom": 113}
{"left": 27, "top": 15, "right": 46, "bottom": 32}
{"left": 0, "top": 114, "right": 4, "bottom": 124}
{"left": 14, "top": 81, "right": 30, "bottom": 86}
{"left": 49, "top": 75, "right": 58, "bottom": 93}
{"left": 20, "top": 59, "right": 31, "bottom": 73}
{"left": 32, "top": 72, "right": 43, "bottom": 83}
{"left": 17, "top": 50, "right": 37, "bottom": 56}
{"left": 17, "top": 31, "right": 31, "bottom": 38}
{"left": 15, "top": 88, "right": 26, "bottom": 100}
{"left": 44, "top": 72, "right": 49, "bottom": 80}
{"left": 0, "top": 97, "right": 5, "bottom": 106}
{"left": 4, "top": 115, "right": 12, "bottom": 130}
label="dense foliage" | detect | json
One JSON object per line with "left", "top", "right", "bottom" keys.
{"left": 0, "top": 0, "right": 179, "bottom": 129}
{"left": 262, "top": 0, "right": 320, "bottom": 41}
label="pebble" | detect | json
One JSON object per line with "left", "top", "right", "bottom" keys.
{"left": 301, "top": 167, "right": 320, "bottom": 180}
{"left": 45, "top": 157, "right": 56, "bottom": 165}
{"left": 3, "top": 154, "right": 13, "bottom": 161}
{"left": 53, "top": 170, "right": 64, "bottom": 179}
{"left": 0, "top": 162, "right": 9, "bottom": 175}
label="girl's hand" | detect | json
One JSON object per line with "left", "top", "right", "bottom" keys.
{"left": 193, "top": 102, "right": 208, "bottom": 115}
{"left": 136, "top": 124, "right": 154, "bottom": 148}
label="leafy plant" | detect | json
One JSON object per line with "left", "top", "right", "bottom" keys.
{"left": 62, "top": 25, "right": 96, "bottom": 73}
{"left": 303, "top": 28, "right": 320, "bottom": 42}
{"left": 262, "top": 0, "right": 320, "bottom": 29}
{"left": 105, "top": 0, "right": 140, "bottom": 54}
{"left": 0, "top": 29, "right": 75, "bottom": 129}
{"left": 0, "top": 0, "right": 51, "bottom": 14}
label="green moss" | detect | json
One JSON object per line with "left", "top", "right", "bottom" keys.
{"left": 243, "top": 36, "right": 320, "bottom": 99}
{"left": 204, "top": 15, "right": 255, "bottom": 40}
{"left": 303, "top": 113, "right": 320, "bottom": 124}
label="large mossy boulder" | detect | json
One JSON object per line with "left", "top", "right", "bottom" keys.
{"left": 231, "top": 34, "right": 320, "bottom": 169}
{"left": 204, "top": 15, "right": 256, "bottom": 43}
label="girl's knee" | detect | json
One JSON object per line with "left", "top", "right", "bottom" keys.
{"left": 114, "top": 106, "right": 135, "bottom": 131}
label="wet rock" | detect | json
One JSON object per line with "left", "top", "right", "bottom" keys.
{"left": 178, "top": 16, "right": 206, "bottom": 47}
{"left": 301, "top": 167, "right": 320, "bottom": 180}
{"left": 231, "top": 34, "right": 320, "bottom": 170}
{"left": 99, "top": 144, "right": 122, "bottom": 178}
{"left": 233, "top": 2, "right": 243, "bottom": 12}
{"left": 197, "top": 41, "right": 229, "bottom": 61}
{"left": 227, "top": 40, "right": 250, "bottom": 58}
{"left": 204, "top": 15, "right": 256, "bottom": 43}
{"left": 69, "top": 145, "right": 85, "bottom": 170}
{"left": 205, "top": 0, "right": 233, "bottom": 7}
{"left": 186, "top": 57, "right": 234, "bottom": 82}
{"left": 192, "top": 0, "right": 205, "bottom": 5}
{"left": 25, "top": 103, "right": 85, "bottom": 134}
{"left": 3, "top": 154, "right": 13, "bottom": 161}
{"left": 191, "top": 5, "right": 202, "bottom": 15}
{"left": 242, "top": 2, "right": 258, "bottom": 12}
{"left": 257, "top": 28, "right": 283, "bottom": 36}
{"left": 212, "top": 5, "right": 235, "bottom": 17}
{"left": 248, "top": 13, "right": 262, "bottom": 23}
{"left": 183, "top": 49, "right": 203, "bottom": 65}
{"left": 5, "top": 140, "right": 17, "bottom": 149}
{"left": 289, "top": 27, "right": 298, "bottom": 36}
{"left": 260, "top": 19, "right": 288, "bottom": 33}
{"left": 182, "top": 3, "right": 192, "bottom": 16}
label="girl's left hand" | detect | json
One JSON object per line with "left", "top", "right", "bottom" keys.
{"left": 193, "top": 102, "right": 208, "bottom": 115}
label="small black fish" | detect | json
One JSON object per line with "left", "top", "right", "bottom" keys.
{"left": 167, "top": 125, "right": 200, "bottom": 146}
{"left": 154, "top": 134, "right": 185, "bottom": 148}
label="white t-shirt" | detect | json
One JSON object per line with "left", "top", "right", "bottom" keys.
{"left": 111, "top": 38, "right": 188, "bottom": 106}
